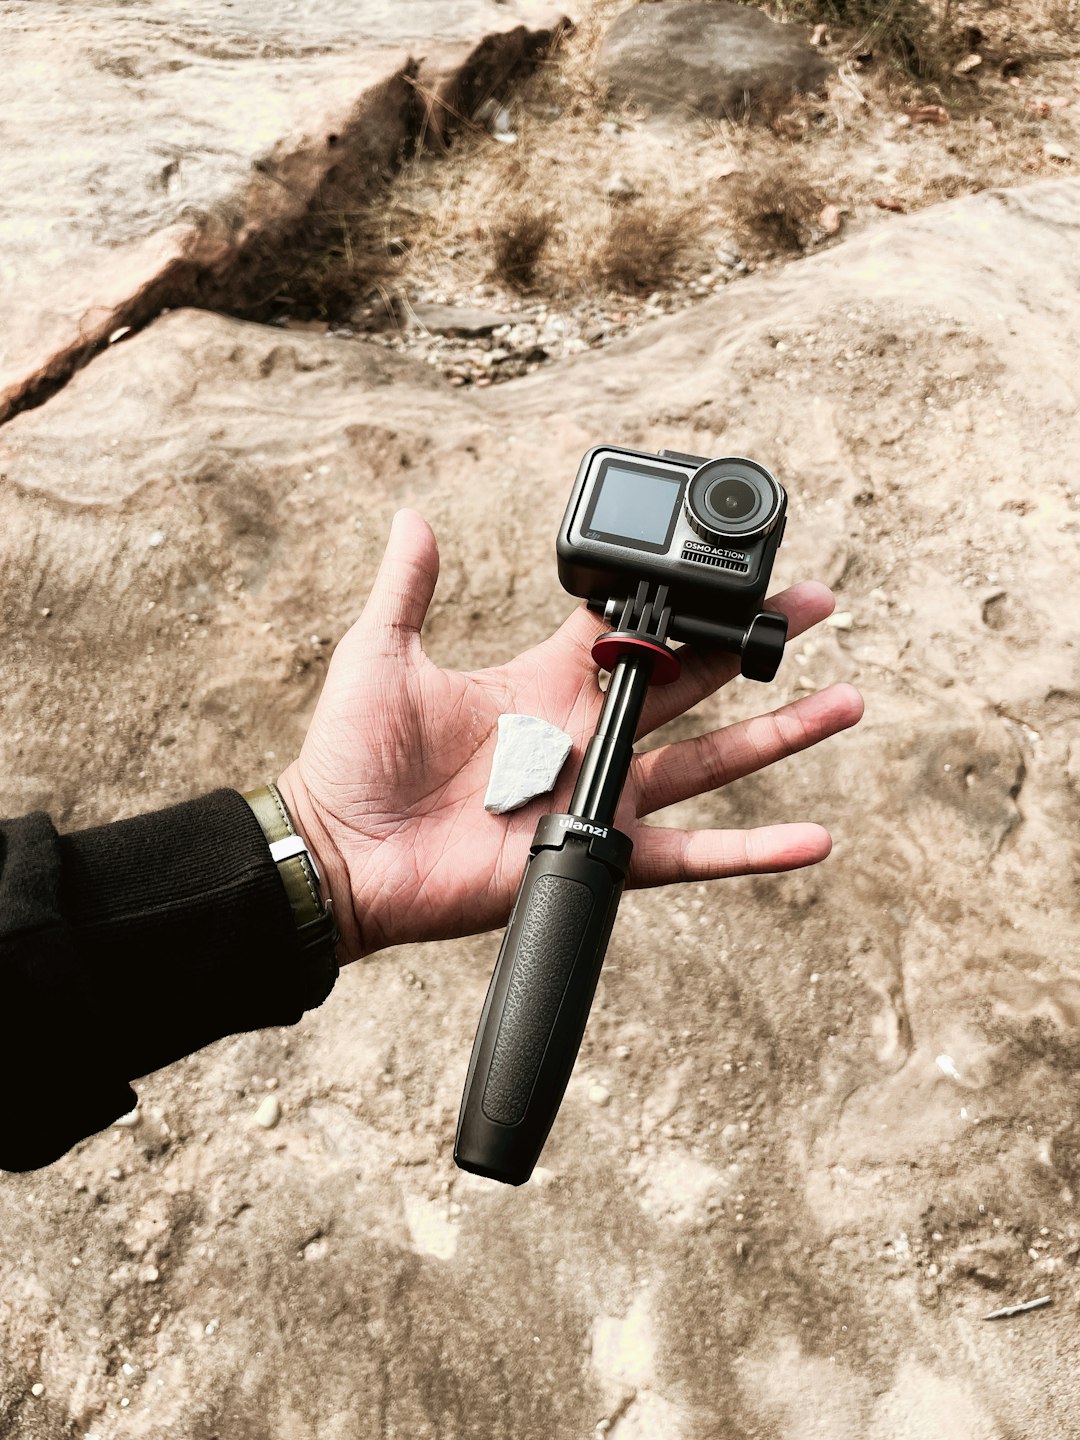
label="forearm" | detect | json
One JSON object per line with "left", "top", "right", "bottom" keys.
{"left": 0, "top": 789, "right": 333, "bottom": 1171}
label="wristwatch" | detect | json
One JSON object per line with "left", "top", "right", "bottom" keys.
{"left": 242, "top": 783, "right": 340, "bottom": 1010}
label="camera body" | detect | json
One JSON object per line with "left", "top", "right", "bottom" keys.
{"left": 557, "top": 445, "right": 787, "bottom": 629}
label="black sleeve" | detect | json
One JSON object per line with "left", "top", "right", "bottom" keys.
{"left": 0, "top": 788, "right": 329, "bottom": 1172}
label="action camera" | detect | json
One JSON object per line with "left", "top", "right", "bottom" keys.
{"left": 557, "top": 444, "right": 786, "bottom": 628}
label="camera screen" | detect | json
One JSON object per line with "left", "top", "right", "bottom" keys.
{"left": 588, "top": 464, "right": 682, "bottom": 548}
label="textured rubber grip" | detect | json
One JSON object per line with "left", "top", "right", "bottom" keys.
{"left": 454, "top": 826, "right": 629, "bottom": 1186}
{"left": 481, "top": 873, "right": 594, "bottom": 1126}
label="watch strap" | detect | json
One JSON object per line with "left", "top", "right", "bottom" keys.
{"left": 242, "top": 783, "right": 339, "bottom": 1009}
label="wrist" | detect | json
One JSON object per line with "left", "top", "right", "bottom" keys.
{"left": 275, "top": 764, "right": 364, "bottom": 963}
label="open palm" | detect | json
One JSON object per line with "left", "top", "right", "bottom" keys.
{"left": 278, "top": 510, "right": 863, "bottom": 961}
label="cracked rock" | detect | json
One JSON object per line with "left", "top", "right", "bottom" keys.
{"left": 484, "top": 714, "right": 573, "bottom": 814}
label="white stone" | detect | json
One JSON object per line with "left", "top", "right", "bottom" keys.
{"left": 484, "top": 713, "right": 573, "bottom": 815}
{"left": 254, "top": 1094, "right": 281, "bottom": 1129}
{"left": 826, "top": 610, "right": 854, "bottom": 630}
{"left": 403, "top": 1194, "right": 458, "bottom": 1261}
{"left": 589, "top": 1083, "right": 611, "bottom": 1106}
{"left": 591, "top": 1288, "right": 656, "bottom": 1389}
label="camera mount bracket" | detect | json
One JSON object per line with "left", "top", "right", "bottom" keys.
{"left": 590, "top": 579, "right": 682, "bottom": 687}
{"left": 587, "top": 585, "right": 789, "bottom": 686}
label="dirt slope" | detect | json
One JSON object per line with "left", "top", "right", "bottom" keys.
{"left": 1, "top": 177, "right": 1079, "bottom": 1438}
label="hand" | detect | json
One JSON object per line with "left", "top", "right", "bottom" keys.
{"left": 277, "top": 510, "right": 863, "bottom": 962}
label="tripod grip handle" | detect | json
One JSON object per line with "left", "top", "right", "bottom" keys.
{"left": 454, "top": 818, "right": 631, "bottom": 1186}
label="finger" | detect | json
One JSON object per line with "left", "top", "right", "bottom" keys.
{"left": 362, "top": 509, "right": 440, "bottom": 653}
{"left": 637, "top": 580, "right": 835, "bottom": 736}
{"left": 635, "top": 683, "right": 864, "bottom": 816}
{"left": 628, "top": 821, "right": 832, "bottom": 888}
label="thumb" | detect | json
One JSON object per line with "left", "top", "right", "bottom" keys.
{"left": 362, "top": 508, "right": 440, "bottom": 652}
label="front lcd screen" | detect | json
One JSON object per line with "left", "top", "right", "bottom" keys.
{"left": 587, "top": 464, "right": 683, "bottom": 550}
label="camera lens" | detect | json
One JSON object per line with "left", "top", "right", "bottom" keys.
{"left": 705, "top": 477, "right": 757, "bottom": 522}
{"left": 683, "top": 457, "right": 782, "bottom": 545}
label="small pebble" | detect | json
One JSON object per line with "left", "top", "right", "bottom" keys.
{"left": 826, "top": 611, "right": 854, "bottom": 630}
{"left": 936, "top": 1054, "right": 962, "bottom": 1082}
{"left": 254, "top": 1094, "right": 282, "bottom": 1130}
{"left": 147, "top": 531, "right": 165, "bottom": 548}
{"left": 796, "top": 676, "right": 817, "bottom": 692}
{"left": 589, "top": 1084, "right": 611, "bottom": 1107}
{"left": 604, "top": 171, "right": 637, "bottom": 200}
{"left": 31, "top": 1383, "right": 44, "bottom": 1397}
{"left": 141, "top": 1265, "right": 160, "bottom": 1284}
{"left": 113, "top": 1108, "right": 141, "bottom": 1129}
{"left": 614, "top": 1045, "right": 631, "bottom": 1059}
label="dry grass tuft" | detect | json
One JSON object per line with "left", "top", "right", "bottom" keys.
{"left": 725, "top": 162, "right": 823, "bottom": 255}
{"left": 215, "top": 185, "right": 408, "bottom": 324}
{"left": 584, "top": 201, "right": 697, "bottom": 291}
{"left": 489, "top": 201, "right": 556, "bottom": 290}
{"left": 763, "top": 0, "right": 966, "bottom": 84}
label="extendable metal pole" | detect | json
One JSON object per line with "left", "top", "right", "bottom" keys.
{"left": 569, "top": 652, "right": 655, "bottom": 827}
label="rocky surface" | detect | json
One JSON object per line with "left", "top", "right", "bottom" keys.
{"left": 596, "top": 1, "right": 834, "bottom": 122}
{"left": 3, "top": 175, "right": 1080, "bottom": 1438}
{"left": 0, "top": 0, "right": 568, "bottom": 423}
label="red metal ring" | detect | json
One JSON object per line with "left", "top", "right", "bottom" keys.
{"left": 591, "top": 633, "right": 682, "bottom": 686}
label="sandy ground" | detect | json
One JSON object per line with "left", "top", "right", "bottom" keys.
{"left": 2, "top": 170, "right": 1080, "bottom": 1436}
{"left": 3, "top": 2, "right": 1080, "bottom": 1436}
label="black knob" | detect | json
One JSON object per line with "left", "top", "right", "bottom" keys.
{"left": 740, "top": 611, "right": 789, "bottom": 682}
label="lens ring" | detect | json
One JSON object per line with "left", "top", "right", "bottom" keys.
{"left": 684, "top": 457, "right": 781, "bottom": 543}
